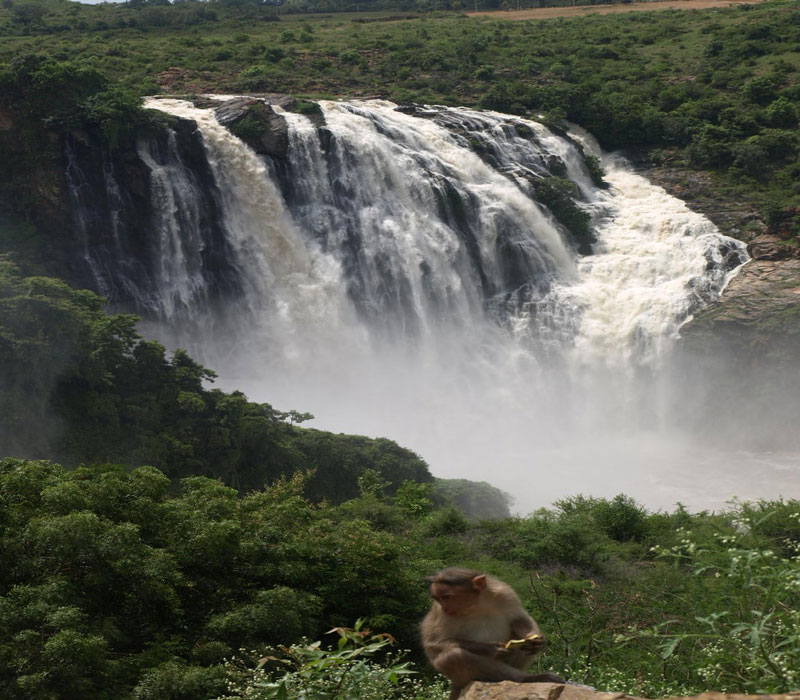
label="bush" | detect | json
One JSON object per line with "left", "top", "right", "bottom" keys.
{"left": 643, "top": 511, "right": 800, "bottom": 693}
{"left": 687, "top": 125, "right": 732, "bottom": 168}
{"left": 133, "top": 663, "right": 227, "bottom": 700}
{"left": 216, "top": 621, "right": 427, "bottom": 700}
{"left": 532, "top": 176, "right": 592, "bottom": 244}
{"left": 766, "top": 97, "right": 798, "bottom": 128}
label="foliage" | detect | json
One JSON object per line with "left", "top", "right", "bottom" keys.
{"left": 532, "top": 176, "right": 592, "bottom": 245}
{"left": 431, "top": 478, "right": 510, "bottom": 520}
{"left": 216, "top": 620, "right": 425, "bottom": 700}
{"left": 0, "top": 264, "right": 433, "bottom": 495}
{"left": 0, "top": 460, "right": 426, "bottom": 699}
{"left": 1, "top": 52, "right": 145, "bottom": 141}
{"left": 636, "top": 506, "right": 800, "bottom": 693}
{"left": 3, "top": 450, "right": 800, "bottom": 698}
{"left": 289, "top": 431, "right": 433, "bottom": 503}
{"left": 393, "top": 480, "right": 434, "bottom": 518}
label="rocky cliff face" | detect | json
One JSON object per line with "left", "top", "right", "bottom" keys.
{"left": 1, "top": 95, "right": 300, "bottom": 316}
{"left": 641, "top": 162, "right": 800, "bottom": 364}
{"left": 636, "top": 163, "right": 800, "bottom": 450}
{"left": 459, "top": 681, "right": 800, "bottom": 700}
{"left": 681, "top": 259, "right": 800, "bottom": 359}
{"left": 59, "top": 118, "right": 241, "bottom": 316}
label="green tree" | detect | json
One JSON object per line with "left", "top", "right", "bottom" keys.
{"left": 393, "top": 480, "right": 434, "bottom": 518}
{"left": 765, "top": 97, "right": 798, "bottom": 129}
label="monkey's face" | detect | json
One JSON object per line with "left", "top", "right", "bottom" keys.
{"left": 430, "top": 582, "right": 481, "bottom": 617}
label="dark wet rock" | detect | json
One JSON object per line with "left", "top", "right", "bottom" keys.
{"left": 56, "top": 119, "right": 239, "bottom": 313}
{"left": 214, "top": 96, "right": 289, "bottom": 158}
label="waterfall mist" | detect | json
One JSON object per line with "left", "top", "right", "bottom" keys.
{"left": 129, "top": 97, "right": 799, "bottom": 514}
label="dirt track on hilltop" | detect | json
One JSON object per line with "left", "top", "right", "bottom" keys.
{"left": 467, "top": 0, "right": 763, "bottom": 20}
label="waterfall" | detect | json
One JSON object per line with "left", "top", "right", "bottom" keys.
{"left": 135, "top": 130, "right": 215, "bottom": 317}
{"left": 125, "top": 97, "right": 759, "bottom": 511}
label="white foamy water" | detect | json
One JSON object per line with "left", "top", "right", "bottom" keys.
{"left": 133, "top": 97, "right": 792, "bottom": 514}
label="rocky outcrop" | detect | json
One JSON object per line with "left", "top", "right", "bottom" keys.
{"left": 680, "top": 258, "right": 800, "bottom": 360}
{"left": 57, "top": 117, "right": 240, "bottom": 314}
{"left": 213, "top": 96, "right": 290, "bottom": 158}
{"left": 674, "top": 257, "right": 800, "bottom": 450}
{"left": 462, "top": 682, "right": 598, "bottom": 700}
{"left": 638, "top": 161, "right": 800, "bottom": 363}
{"left": 460, "top": 681, "right": 800, "bottom": 700}
{"left": 747, "top": 233, "right": 800, "bottom": 261}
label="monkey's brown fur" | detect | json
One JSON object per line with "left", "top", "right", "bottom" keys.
{"left": 421, "top": 568, "right": 564, "bottom": 700}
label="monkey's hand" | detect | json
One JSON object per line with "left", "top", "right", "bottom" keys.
{"left": 492, "top": 642, "right": 514, "bottom": 659}
{"left": 503, "top": 633, "right": 546, "bottom": 654}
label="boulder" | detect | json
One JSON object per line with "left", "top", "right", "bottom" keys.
{"left": 461, "top": 682, "right": 620, "bottom": 700}
{"left": 213, "top": 96, "right": 289, "bottom": 158}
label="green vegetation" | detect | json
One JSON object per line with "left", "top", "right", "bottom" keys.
{"left": 432, "top": 478, "right": 511, "bottom": 520}
{"left": 0, "top": 262, "right": 431, "bottom": 495}
{"left": 3, "top": 453, "right": 800, "bottom": 699}
{"left": 217, "top": 620, "right": 436, "bottom": 700}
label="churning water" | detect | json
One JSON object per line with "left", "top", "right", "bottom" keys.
{"left": 130, "top": 97, "right": 799, "bottom": 513}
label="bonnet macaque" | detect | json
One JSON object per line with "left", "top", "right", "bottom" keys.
{"left": 421, "top": 567, "right": 565, "bottom": 700}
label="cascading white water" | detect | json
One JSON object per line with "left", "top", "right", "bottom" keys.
{"left": 134, "top": 96, "right": 800, "bottom": 514}
{"left": 136, "top": 131, "right": 213, "bottom": 316}
{"left": 143, "top": 98, "right": 368, "bottom": 372}
{"left": 561, "top": 127, "right": 739, "bottom": 370}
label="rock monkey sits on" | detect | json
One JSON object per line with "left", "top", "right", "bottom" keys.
{"left": 421, "top": 567, "right": 565, "bottom": 700}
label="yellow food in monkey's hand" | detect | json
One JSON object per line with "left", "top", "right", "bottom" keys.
{"left": 504, "top": 634, "right": 543, "bottom": 650}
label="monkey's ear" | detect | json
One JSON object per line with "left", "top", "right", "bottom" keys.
{"left": 472, "top": 575, "right": 487, "bottom": 590}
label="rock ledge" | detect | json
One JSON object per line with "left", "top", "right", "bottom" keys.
{"left": 460, "top": 682, "right": 800, "bottom": 700}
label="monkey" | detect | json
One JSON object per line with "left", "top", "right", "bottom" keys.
{"left": 421, "top": 567, "right": 565, "bottom": 700}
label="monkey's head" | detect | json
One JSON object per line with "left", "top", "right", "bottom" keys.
{"left": 428, "top": 567, "right": 487, "bottom": 617}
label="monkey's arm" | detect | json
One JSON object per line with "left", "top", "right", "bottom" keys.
{"left": 453, "top": 638, "right": 506, "bottom": 657}
{"left": 509, "top": 612, "right": 540, "bottom": 639}
{"left": 507, "top": 614, "right": 546, "bottom": 655}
